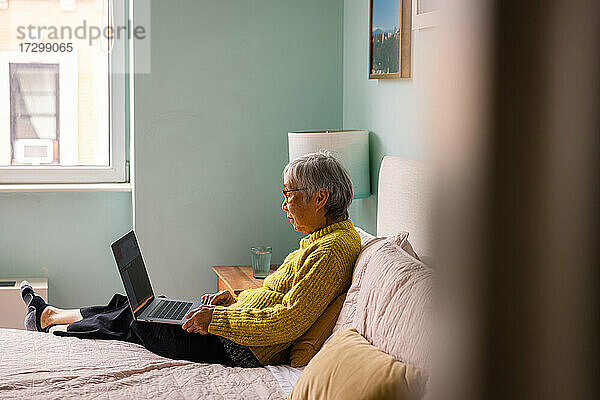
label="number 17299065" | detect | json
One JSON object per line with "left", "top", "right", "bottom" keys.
{"left": 19, "top": 42, "right": 73, "bottom": 52}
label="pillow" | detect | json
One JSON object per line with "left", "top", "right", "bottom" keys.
{"left": 289, "top": 293, "right": 346, "bottom": 367}
{"left": 354, "top": 236, "right": 432, "bottom": 373}
{"left": 353, "top": 226, "right": 378, "bottom": 247}
{"left": 289, "top": 329, "right": 426, "bottom": 400}
{"left": 331, "top": 231, "right": 419, "bottom": 337}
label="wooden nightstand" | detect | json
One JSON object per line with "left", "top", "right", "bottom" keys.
{"left": 211, "top": 266, "right": 277, "bottom": 297}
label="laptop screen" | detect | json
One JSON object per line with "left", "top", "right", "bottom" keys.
{"left": 111, "top": 231, "right": 154, "bottom": 315}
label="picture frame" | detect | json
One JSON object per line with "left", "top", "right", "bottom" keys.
{"left": 369, "top": 0, "right": 412, "bottom": 79}
{"left": 412, "top": 0, "right": 441, "bottom": 30}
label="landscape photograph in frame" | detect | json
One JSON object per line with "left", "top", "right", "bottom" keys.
{"left": 369, "top": 0, "right": 411, "bottom": 79}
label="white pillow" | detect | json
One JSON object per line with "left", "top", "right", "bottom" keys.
{"left": 354, "top": 235, "right": 432, "bottom": 373}
{"left": 353, "top": 226, "right": 378, "bottom": 247}
{"left": 331, "top": 231, "right": 420, "bottom": 338}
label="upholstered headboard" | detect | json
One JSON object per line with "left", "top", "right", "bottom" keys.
{"left": 377, "top": 156, "right": 432, "bottom": 258}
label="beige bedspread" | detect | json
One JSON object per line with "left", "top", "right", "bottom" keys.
{"left": 0, "top": 328, "right": 286, "bottom": 399}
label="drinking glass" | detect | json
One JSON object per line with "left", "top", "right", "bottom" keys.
{"left": 251, "top": 246, "right": 272, "bottom": 279}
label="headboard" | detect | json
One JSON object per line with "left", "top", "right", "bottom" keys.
{"left": 377, "top": 156, "right": 432, "bottom": 258}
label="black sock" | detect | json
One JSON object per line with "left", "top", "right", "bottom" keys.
{"left": 20, "top": 281, "right": 48, "bottom": 332}
{"left": 21, "top": 281, "right": 34, "bottom": 305}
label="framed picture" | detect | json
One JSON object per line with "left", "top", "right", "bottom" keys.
{"left": 369, "top": 0, "right": 412, "bottom": 79}
{"left": 412, "top": 0, "right": 441, "bottom": 30}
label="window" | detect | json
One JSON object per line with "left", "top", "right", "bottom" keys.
{"left": 10, "top": 63, "right": 60, "bottom": 165}
{"left": 0, "top": 0, "right": 128, "bottom": 184}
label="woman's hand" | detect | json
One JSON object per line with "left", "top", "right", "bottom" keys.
{"left": 182, "top": 306, "right": 214, "bottom": 334}
{"left": 201, "top": 290, "right": 236, "bottom": 307}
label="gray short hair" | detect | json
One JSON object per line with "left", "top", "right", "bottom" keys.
{"left": 283, "top": 151, "right": 353, "bottom": 221}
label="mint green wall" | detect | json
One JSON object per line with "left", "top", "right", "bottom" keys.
{"left": 0, "top": 0, "right": 427, "bottom": 310}
{"left": 344, "top": 0, "right": 432, "bottom": 234}
{"left": 133, "top": 0, "right": 344, "bottom": 298}
{"left": 0, "top": 192, "right": 132, "bottom": 308}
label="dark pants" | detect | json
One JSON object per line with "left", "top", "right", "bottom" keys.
{"left": 54, "top": 294, "right": 231, "bottom": 365}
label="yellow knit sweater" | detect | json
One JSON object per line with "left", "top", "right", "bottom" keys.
{"left": 208, "top": 219, "right": 361, "bottom": 365}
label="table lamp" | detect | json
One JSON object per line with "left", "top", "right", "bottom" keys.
{"left": 288, "top": 130, "right": 370, "bottom": 199}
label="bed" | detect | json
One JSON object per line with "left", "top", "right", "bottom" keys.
{"left": 0, "top": 318, "right": 295, "bottom": 399}
{"left": 0, "top": 156, "right": 429, "bottom": 399}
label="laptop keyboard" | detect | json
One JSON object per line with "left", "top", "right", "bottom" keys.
{"left": 147, "top": 300, "right": 193, "bottom": 321}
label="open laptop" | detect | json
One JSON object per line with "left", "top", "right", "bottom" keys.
{"left": 111, "top": 231, "right": 202, "bottom": 324}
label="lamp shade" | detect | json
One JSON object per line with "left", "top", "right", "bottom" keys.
{"left": 288, "top": 130, "right": 370, "bottom": 199}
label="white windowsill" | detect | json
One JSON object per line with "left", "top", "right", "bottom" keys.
{"left": 0, "top": 183, "right": 132, "bottom": 193}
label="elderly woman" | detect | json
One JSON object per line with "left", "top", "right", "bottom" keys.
{"left": 20, "top": 152, "right": 361, "bottom": 367}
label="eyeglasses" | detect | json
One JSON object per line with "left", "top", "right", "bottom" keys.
{"left": 282, "top": 188, "right": 307, "bottom": 202}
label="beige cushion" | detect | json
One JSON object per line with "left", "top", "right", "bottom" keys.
{"left": 289, "top": 294, "right": 346, "bottom": 367}
{"left": 331, "top": 231, "right": 419, "bottom": 338}
{"left": 289, "top": 328, "right": 426, "bottom": 400}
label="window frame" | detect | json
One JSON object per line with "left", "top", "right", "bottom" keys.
{"left": 0, "top": 0, "right": 128, "bottom": 184}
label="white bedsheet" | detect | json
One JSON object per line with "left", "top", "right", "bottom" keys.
{"left": 265, "top": 365, "right": 304, "bottom": 397}
{"left": 0, "top": 328, "right": 287, "bottom": 399}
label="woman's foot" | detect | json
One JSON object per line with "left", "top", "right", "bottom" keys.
{"left": 21, "top": 281, "right": 83, "bottom": 331}
{"left": 20, "top": 281, "right": 48, "bottom": 332}
{"left": 39, "top": 306, "right": 58, "bottom": 331}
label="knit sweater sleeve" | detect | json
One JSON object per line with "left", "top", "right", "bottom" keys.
{"left": 207, "top": 250, "right": 343, "bottom": 346}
